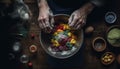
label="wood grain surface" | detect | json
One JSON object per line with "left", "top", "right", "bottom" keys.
{"left": 2, "top": 0, "right": 120, "bottom": 69}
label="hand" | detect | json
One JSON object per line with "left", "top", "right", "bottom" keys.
{"left": 68, "top": 3, "right": 95, "bottom": 30}
{"left": 38, "top": 7, "right": 54, "bottom": 33}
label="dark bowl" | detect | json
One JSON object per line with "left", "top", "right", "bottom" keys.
{"left": 101, "top": 52, "right": 115, "bottom": 65}
{"left": 39, "top": 14, "right": 84, "bottom": 59}
{"left": 92, "top": 37, "right": 106, "bottom": 52}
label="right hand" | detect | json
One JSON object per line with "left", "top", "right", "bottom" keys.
{"left": 38, "top": 7, "right": 54, "bottom": 33}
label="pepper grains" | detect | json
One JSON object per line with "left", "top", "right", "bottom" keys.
{"left": 50, "top": 23, "right": 77, "bottom": 52}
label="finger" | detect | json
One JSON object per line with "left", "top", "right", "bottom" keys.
{"left": 38, "top": 17, "right": 44, "bottom": 29}
{"left": 49, "top": 15, "right": 54, "bottom": 27}
{"left": 82, "top": 19, "right": 86, "bottom": 26}
{"left": 76, "top": 24, "right": 81, "bottom": 30}
{"left": 44, "top": 18, "right": 53, "bottom": 33}
{"left": 74, "top": 19, "right": 82, "bottom": 28}
{"left": 45, "top": 27, "right": 52, "bottom": 33}
{"left": 41, "top": 19, "right": 46, "bottom": 28}
{"left": 38, "top": 22, "right": 43, "bottom": 29}
{"left": 46, "top": 19, "right": 53, "bottom": 29}
{"left": 70, "top": 17, "right": 79, "bottom": 28}
{"left": 42, "top": 16, "right": 48, "bottom": 25}
{"left": 49, "top": 10, "right": 54, "bottom": 24}
{"left": 68, "top": 14, "right": 74, "bottom": 24}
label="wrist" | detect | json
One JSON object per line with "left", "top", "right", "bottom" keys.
{"left": 81, "top": 2, "right": 95, "bottom": 14}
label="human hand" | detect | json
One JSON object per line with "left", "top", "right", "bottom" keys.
{"left": 38, "top": 7, "right": 54, "bottom": 33}
{"left": 68, "top": 3, "right": 95, "bottom": 30}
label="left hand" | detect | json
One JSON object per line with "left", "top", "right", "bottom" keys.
{"left": 68, "top": 3, "right": 95, "bottom": 30}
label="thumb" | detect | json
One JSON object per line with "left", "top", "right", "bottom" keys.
{"left": 68, "top": 14, "right": 74, "bottom": 24}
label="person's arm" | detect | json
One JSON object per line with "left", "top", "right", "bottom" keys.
{"left": 68, "top": 2, "right": 95, "bottom": 30}
{"left": 37, "top": 0, "right": 54, "bottom": 33}
{"left": 68, "top": 0, "right": 106, "bottom": 30}
{"left": 90, "top": 0, "right": 106, "bottom": 7}
{"left": 37, "top": 0, "right": 49, "bottom": 9}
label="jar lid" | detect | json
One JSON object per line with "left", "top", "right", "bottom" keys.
{"left": 12, "top": 42, "right": 21, "bottom": 52}
{"left": 20, "top": 54, "right": 29, "bottom": 63}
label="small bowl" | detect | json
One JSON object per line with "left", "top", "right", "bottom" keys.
{"left": 92, "top": 37, "right": 106, "bottom": 52}
{"left": 29, "top": 45, "right": 37, "bottom": 53}
{"left": 106, "top": 25, "right": 120, "bottom": 47}
{"left": 105, "top": 12, "right": 117, "bottom": 24}
{"left": 101, "top": 52, "right": 115, "bottom": 65}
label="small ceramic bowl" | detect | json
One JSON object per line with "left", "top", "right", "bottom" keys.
{"left": 101, "top": 52, "right": 115, "bottom": 65}
{"left": 106, "top": 25, "right": 120, "bottom": 47}
{"left": 29, "top": 45, "right": 37, "bottom": 53}
{"left": 92, "top": 37, "right": 106, "bottom": 52}
{"left": 105, "top": 12, "right": 117, "bottom": 24}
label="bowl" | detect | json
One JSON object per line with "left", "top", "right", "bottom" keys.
{"left": 105, "top": 12, "right": 117, "bottom": 24}
{"left": 101, "top": 52, "right": 115, "bottom": 65}
{"left": 106, "top": 25, "right": 120, "bottom": 47}
{"left": 29, "top": 45, "right": 37, "bottom": 53}
{"left": 92, "top": 37, "right": 106, "bottom": 52}
{"left": 39, "top": 14, "right": 84, "bottom": 59}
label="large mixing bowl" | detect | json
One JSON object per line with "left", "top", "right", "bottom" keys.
{"left": 39, "top": 14, "right": 84, "bottom": 59}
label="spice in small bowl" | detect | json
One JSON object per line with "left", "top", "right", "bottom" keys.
{"left": 101, "top": 52, "right": 115, "bottom": 65}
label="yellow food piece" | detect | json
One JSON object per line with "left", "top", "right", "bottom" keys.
{"left": 104, "top": 59, "right": 108, "bottom": 63}
{"left": 68, "top": 32, "right": 72, "bottom": 37}
{"left": 109, "top": 55, "right": 113, "bottom": 58}
{"left": 104, "top": 56, "right": 108, "bottom": 58}
{"left": 107, "top": 58, "right": 111, "bottom": 62}
{"left": 54, "top": 32, "right": 58, "bottom": 36}
{"left": 53, "top": 40, "right": 60, "bottom": 47}
{"left": 60, "top": 24, "right": 70, "bottom": 30}
{"left": 70, "top": 39, "right": 76, "bottom": 44}
{"left": 65, "top": 25, "right": 70, "bottom": 30}
{"left": 57, "top": 29, "right": 63, "bottom": 33}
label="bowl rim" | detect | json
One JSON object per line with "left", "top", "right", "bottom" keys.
{"left": 39, "top": 14, "right": 84, "bottom": 59}
{"left": 92, "top": 37, "right": 106, "bottom": 52}
{"left": 101, "top": 52, "right": 115, "bottom": 65}
{"left": 106, "top": 25, "right": 120, "bottom": 47}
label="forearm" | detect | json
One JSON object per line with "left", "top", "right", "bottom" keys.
{"left": 83, "top": 2, "right": 95, "bottom": 14}
{"left": 37, "top": 0, "right": 49, "bottom": 8}
{"left": 78, "top": 2, "right": 95, "bottom": 15}
{"left": 90, "top": 0, "right": 106, "bottom": 7}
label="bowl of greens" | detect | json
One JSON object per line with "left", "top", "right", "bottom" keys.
{"left": 107, "top": 25, "right": 120, "bottom": 47}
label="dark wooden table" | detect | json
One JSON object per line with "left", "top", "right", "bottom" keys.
{"left": 1, "top": 0, "right": 120, "bottom": 69}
